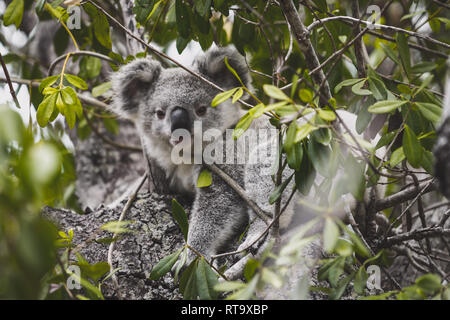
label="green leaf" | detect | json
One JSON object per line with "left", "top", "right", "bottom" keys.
{"left": 39, "top": 75, "right": 59, "bottom": 93}
{"left": 175, "top": 0, "right": 191, "bottom": 39}
{"left": 214, "top": 281, "right": 246, "bottom": 292}
{"left": 211, "top": 88, "right": 238, "bottom": 107}
{"left": 396, "top": 33, "right": 411, "bottom": 77}
{"left": 227, "top": 274, "right": 260, "bottom": 300}
{"left": 179, "top": 260, "right": 198, "bottom": 299}
{"left": 269, "top": 174, "right": 293, "bottom": 205}
{"left": 317, "top": 109, "right": 336, "bottom": 122}
{"left": 133, "top": 0, "right": 158, "bottom": 24}
{"left": 195, "top": 257, "right": 218, "bottom": 300}
{"left": 64, "top": 74, "right": 88, "bottom": 90}
{"left": 37, "top": 93, "right": 57, "bottom": 127}
{"left": 233, "top": 113, "right": 253, "bottom": 139}
{"left": 224, "top": 56, "right": 244, "bottom": 86}
{"left": 171, "top": 199, "right": 189, "bottom": 241}
{"left": 380, "top": 43, "right": 401, "bottom": 65}
{"left": 103, "top": 118, "right": 119, "bottom": 135}
{"left": 3, "top": 0, "right": 24, "bottom": 27}
{"left": 415, "top": 274, "right": 442, "bottom": 295}
{"left": 403, "top": 125, "right": 422, "bottom": 168}
{"left": 390, "top": 147, "right": 405, "bottom": 167}
{"left": 334, "top": 78, "right": 364, "bottom": 94}
{"left": 194, "top": 0, "right": 211, "bottom": 17}
{"left": 368, "top": 100, "right": 408, "bottom": 114}
{"left": 295, "top": 147, "right": 316, "bottom": 195}
{"left": 197, "top": 169, "right": 212, "bottom": 188}
{"left": 263, "top": 84, "right": 290, "bottom": 101}
{"left": 368, "top": 76, "right": 388, "bottom": 101}
{"left": 411, "top": 62, "right": 436, "bottom": 74}
{"left": 84, "top": 3, "right": 112, "bottom": 49}
{"left": 66, "top": 269, "right": 104, "bottom": 300}
{"left": 92, "top": 82, "right": 112, "bottom": 98}
{"left": 149, "top": 249, "right": 182, "bottom": 280}
{"left": 299, "top": 89, "right": 313, "bottom": 103}
{"left": 284, "top": 121, "right": 297, "bottom": 153}
{"left": 101, "top": 220, "right": 134, "bottom": 233}
{"left": 415, "top": 102, "right": 442, "bottom": 124}
{"left": 352, "top": 80, "right": 372, "bottom": 96}
{"left": 354, "top": 267, "right": 368, "bottom": 295}
{"left": 232, "top": 87, "right": 243, "bottom": 104}
{"left": 295, "top": 122, "right": 318, "bottom": 143}
{"left": 286, "top": 142, "right": 303, "bottom": 171}
{"left": 323, "top": 218, "right": 339, "bottom": 253}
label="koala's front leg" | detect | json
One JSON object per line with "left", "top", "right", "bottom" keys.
{"left": 187, "top": 165, "right": 248, "bottom": 263}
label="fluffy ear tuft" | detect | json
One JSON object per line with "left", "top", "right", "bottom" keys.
{"left": 194, "top": 46, "right": 251, "bottom": 90}
{"left": 110, "top": 58, "right": 161, "bottom": 119}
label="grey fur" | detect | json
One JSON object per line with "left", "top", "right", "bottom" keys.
{"left": 110, "top": 46, "right": 271, "bottom": 261}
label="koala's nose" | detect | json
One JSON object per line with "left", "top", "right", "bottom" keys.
{"left": 170, "top": 107, "right": 192, "bottom": 133}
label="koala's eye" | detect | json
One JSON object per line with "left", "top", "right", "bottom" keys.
{"left": 196, "top": 105, "right": 207, "bottom": 117}
{"left": 156, "top": 110, "right": 166, "bottom": 120}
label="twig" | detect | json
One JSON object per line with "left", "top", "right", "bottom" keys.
{"left": 384, "top": 227, "right": 450, "bottom": 246}
{"left": 82, "top": 108, "right": 143, "bottom": 152}
{"left": 279, "top": 0, "right": 332, "bottom": 105}
{"left": 48, "top": 51, "right": 118, "bottom": 76}
{"left": 307, "top": 16, "right": 450, "bottom": 50}
{"left": 0, "top": 53, "right": 21, "bottom": 109}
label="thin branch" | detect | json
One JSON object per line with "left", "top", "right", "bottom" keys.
{"left": 0, "top": 53, "right": 21, "bottom": 109}
{"left": 383, "top": 227, "right": 450, "bottom": 246}
{"left": 307, "top": 16, "right": 450, "bottom": 50}
{"left": 48, "top": 51, "right": 118, "bottom": 76}
{"left": 83, "top": 108, "right": 143, "bottom": 152}
{"left": 279, "top": 0, "right": 332, "bottom": 105}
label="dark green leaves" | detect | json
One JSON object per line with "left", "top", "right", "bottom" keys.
{"left": 196, "top": 257, "right": 219, "bottom": 300}
{"left": 403, "top": 125, "right": 422, "bottom": 168}
{"left": 133, "top": 0, "right": 158, "bottom": 24}
{"left": 175, "top": 0, "right": 191, "bottom": 39}
{"left": 149, "top": 249, "right": 182, "bottom": 280}
{"left": 415, "top": 102, "right": 442, "bottom": 124}
{"left": 396, "top": 33, "right": 411, "bottom": 77}
{"left": 171, "top": 199, "right": 189, "bottom": 241}
{"left": 368, "top": 100, "right": 408, "bottom": 114}
{"left": 84, "top": 3, "right": 112, "bottom": 49}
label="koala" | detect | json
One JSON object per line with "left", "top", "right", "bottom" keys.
{"left": 110, "top": 46, "right": 381, "bottom": 268}
{"left": 110, "top": 46, "right": 276, "bottom": 262}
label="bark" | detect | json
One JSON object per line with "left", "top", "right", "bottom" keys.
{"left": 43, "top": 192, "right": 187, "bottom": 300}
{"left": 434, "top": 75, "right": 450, "bottom": 198}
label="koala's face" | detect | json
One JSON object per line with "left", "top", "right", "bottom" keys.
{"left": 111, "top": 47, "right": 251, "bottom": 150}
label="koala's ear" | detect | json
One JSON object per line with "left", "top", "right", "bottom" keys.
{"left": 194, "top": 46, "right": 251, "bottom": 89}
{"left": 110, "top": 58, "right": 161, "bottom": 119}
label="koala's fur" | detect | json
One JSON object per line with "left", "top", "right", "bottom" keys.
{"left": 110, "top": 46, "right": 277, "bottom": 261}
{"left": 110, "top": 46, "right": 384, "bottom": 267}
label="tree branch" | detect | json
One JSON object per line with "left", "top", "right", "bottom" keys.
{"left": 279, "top": 0, "right": 332, "bottom": 105}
